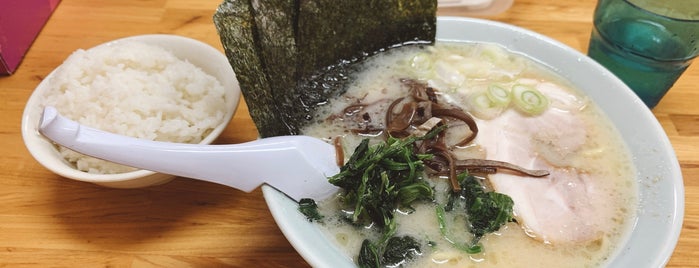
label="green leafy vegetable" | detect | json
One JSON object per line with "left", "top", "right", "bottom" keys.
{"left": 358, "top": 239, "right": 381, "bottom": 268}
{"left": 330, "top": 128, "right": 445, "bottom": 268}
{"left": 436, "top": 205, "right": 483, "bottom": 253}
{"left": 298, "top": 198, "right": 323, "bottom": 222}
{"left": 328, "top": 129, "right": 441, "bottom": 227}
{"left": 382, "top": 236, "right": 422, "bottom": 266}
{"left": 468, "top": 192, "right": 515, "bottom": 240}
{"left": 302, "top": 115, "right": 515, "bottom": 265}
{"left": 358, "top": 236, "right": 422, "bottom": 268}
{"left": 438, "top": 172, "right": 514, "bottom": 252}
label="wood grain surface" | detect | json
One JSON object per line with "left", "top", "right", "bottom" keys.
{"left": 0, "top": 0, "right": 696, "bottom": 267}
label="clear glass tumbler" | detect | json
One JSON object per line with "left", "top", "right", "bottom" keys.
{"left": 588, "top": 0, "right": 699, "bottom": 108}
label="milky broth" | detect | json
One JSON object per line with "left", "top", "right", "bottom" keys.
{"left": 301, "top": 42, "right": 638, "bottom": 267}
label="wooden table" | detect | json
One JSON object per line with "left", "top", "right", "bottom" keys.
{"left": 1, "top": 0, "right": 696, "bottom": 267}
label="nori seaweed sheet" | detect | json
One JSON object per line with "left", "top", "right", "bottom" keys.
{"left": 214, "top": 0, "right": 437, "bottom": 137}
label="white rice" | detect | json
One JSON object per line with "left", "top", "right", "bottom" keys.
{"left": 41, "top": 41, "right": 227, "bottom": 174}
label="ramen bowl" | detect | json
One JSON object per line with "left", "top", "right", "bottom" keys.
{"left": 22, "top": 34, "right": 241, "bottom": 188}
{"left": 262, "top": 17, "right": 684, "bottom": 267}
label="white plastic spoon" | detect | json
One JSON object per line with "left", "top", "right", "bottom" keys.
{"left": 38, "top": 106, "right": 340, "bottom": 201}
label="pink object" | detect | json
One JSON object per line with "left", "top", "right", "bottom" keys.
{"left": 0, "top": 0, "right": 60, "bottom": 75}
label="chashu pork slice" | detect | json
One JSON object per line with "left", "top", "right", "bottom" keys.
{"left": 473, "top": 82, "right": 613, "bottom": 245}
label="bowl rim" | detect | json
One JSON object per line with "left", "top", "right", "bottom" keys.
{"left": 263, "top": 16, "right": 685, "bottom": 268}
{"left": 21, "top": 34, "right": 241, "bottom": 184}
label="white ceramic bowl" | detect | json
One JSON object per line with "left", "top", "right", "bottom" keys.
{"left": 22, "top": 34, "right": 241, "bottom": 188}
{"left": 262, "top": 17, "right": 684, "bottom": 267}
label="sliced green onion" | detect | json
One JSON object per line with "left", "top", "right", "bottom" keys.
{"left": 468, "top": 91, "right": 506, "bottom": 120}
{"left": 511, "top": 84, "right": 548, "bottom": 115}
{"left": 435, "top": 61, "right": 465, "bottom": 88}
{"left": 486, "top": 84, "right": 511, "bottom": 106}
{"left": 409, "top": 52, "right": 433, "bottom": 77}
{"left": 478, "top": 44, "right": 508, "bottom": 62}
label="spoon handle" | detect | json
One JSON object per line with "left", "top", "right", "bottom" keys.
{"left": 38, "top": 106, "right": 339, "bottom": 201}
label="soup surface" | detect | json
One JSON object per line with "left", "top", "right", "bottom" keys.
{"left": 300, "top": 42, "right": 638, "bottom": 267}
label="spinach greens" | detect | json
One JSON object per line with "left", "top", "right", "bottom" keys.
{"left": 358, "top": 235, "right": 422, "bottom": 268}
{"left": 439, "top": 172, "right": 515, "bottom": 253}
{"left": 328, "top": 132, "right": 439, "bottom": 228}
{"left": 301, "top": 126, "right": 515, "bottom": 267}
{"left": 329, "top": 129, "right": 441, "bottom": 268}
{"left": 298, "top": 198, "right": 323, "bottom": 222}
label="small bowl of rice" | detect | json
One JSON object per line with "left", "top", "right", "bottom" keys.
{"left": 21, "top": 34, "right": 241, "bottom": 188}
